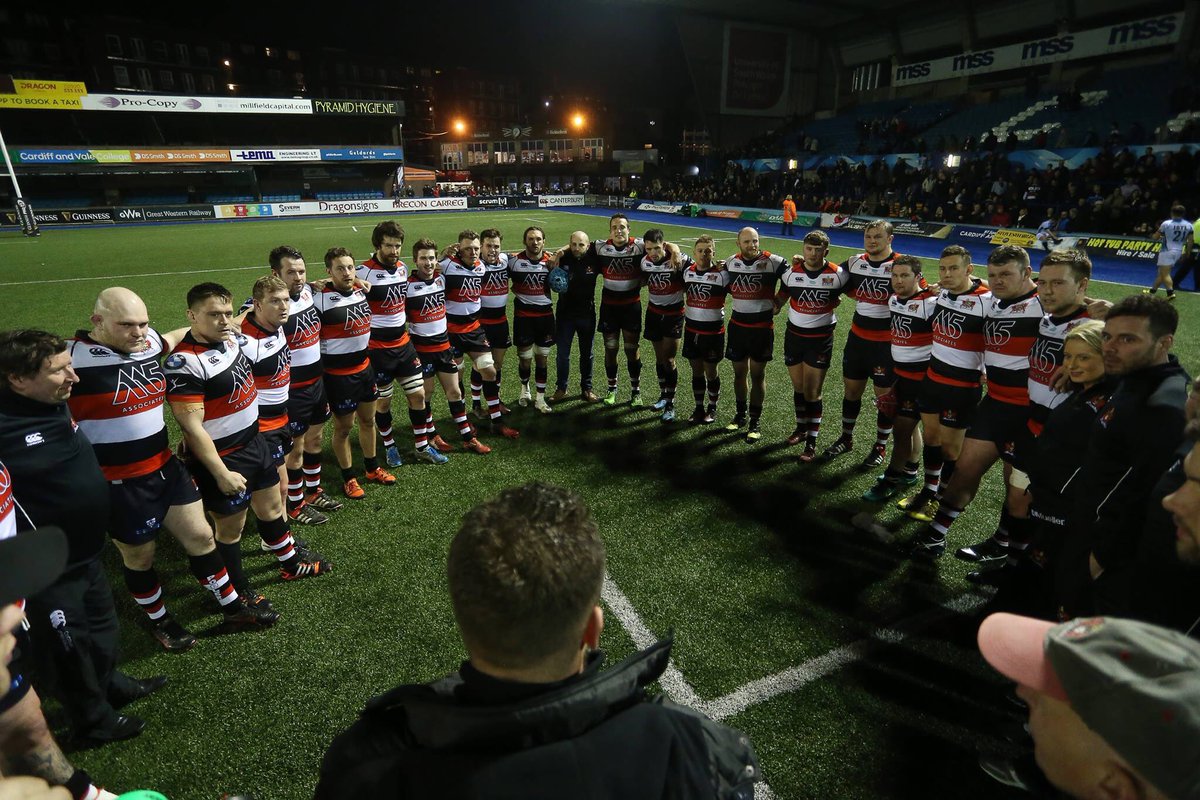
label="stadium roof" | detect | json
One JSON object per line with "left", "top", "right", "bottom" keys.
{"left": 612, "top": 0, "right": 918, "bottom": 28}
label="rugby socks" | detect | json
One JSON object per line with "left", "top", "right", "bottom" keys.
{"left": 470, "top": 368, "right": 483, "bottom": 406}
{"left": 994, "top": 509, "right": 1014, "bottom": 546}
{"left": 409, "top": 407, "right": 429, "bottom": 449}
{"left": 216, "top": 540, "right": 249, "bottom": 592}
{"left": 735, "top": 398, "right": 748, "bottom": 419}
{"left": 519, "top": 361, "right": 532, "bottom": 391}
{"left": 188, "top": 550, "right": 241, "bottom": 609}
{"left": 692, "top": 374, "right": 706, "bottom": 409}
{"left": 123, "top": 566, "right": 167, "bottom": 621}
{"left": 748, "top": 403, "right": 763, "bottom": 429}
{"left": 922, "top": 444, "right": 943, "bottom": 493}
{"left": 286, "top": 468, "right": 305, "bottom": 511}
{"left": 806, "top": 399, "right": 823, "bottom": 443}
{"left": 364, "top": 456, "right": 379, "bottom": 472}
{"left": 1007, "top": 515, "right": 1032, "bottom": 564}
{"left": 842, "top": 398, "right": 861, "bottom": 436}
{"left": 902, "top": 459, "right": 920, "bottom": 479}
{"left": 340, "top": 467, "right": 357, "bottom": 482}
{"left": 534, "top": 364, "right": 548, "bottom": 399}
{"left": 706, "top": 377, "right": 721, "bottom": 407}
{"left": 303, "top": 450, "right": 322, "bottom": 495}
{"left": 794, "top": 392, "right": 807, "bottom": 427}
{"left": 450, "top": 399, "right": 474, "bottom": 440}
{"left": 627, "top": 355, "right": 642, "bottom": 394}
{"left": 940, "top": 457, "right": 957, "bottom": 489}
{"left": 483, "top": 379, "right": 503, "bottom": 421}
{"left": 606, "top": 359, "right": 619, "bottom": 393}
{"left": 664, "top": 367, "right": 678, "bottom": 403}
{"left": 258, "top": 516, "right": 300, "bottom": 572}
{"left": 930, "top": 502, "right": 963, "bottom": 537}
{"left": 876, "top": 411, "right": 893, "bottom": 447}
{"left": 64, "top": 769, "right": 105, "bottom": 800}
{"left": 375, "top": 410, "right": 395, "bottom": 449}
{"left": 424, "top": 404, "right": 439, "bottom": 437}
{"left": 656, "top": 363, "right": 668, "bottom": 399}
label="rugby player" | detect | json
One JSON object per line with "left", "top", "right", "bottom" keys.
{"left": 641, "top": 229, "right": 688, "bottom": 422}
{"left": 911, "top": 246, "right": 1040, "bottom": 559}
{"left": 473, "top": 228, "right": 512, "bottom": 417}
{"left": 407, "top": 239, "right": 492, "bottom": 455}
{"left": 441, "top": 230, "right": 518, "bottom": 439}
{"left": 682, "top": 235, "right": 729, "bottom": 425}
{"left": 69, "top": 288, "right": 276, "bottom": 651}
{"left": 166, "top": 283, "right": 330, "bottom": 594}
{"left": 511, "top": 227, "right": 555, "bottom": 414}
{"left": 821, "top": 220, "right": 900, "bottom": 468}
{"left": 898, "top": 245, "right": 989, "bottom": 525}
{"left": 355, "top": 222, "right": 443, "bottom": 468}
{"left": 722, "top": 227, "right": 787, "bottom": 441}
{"left": 862, "top": 256, "right": 935, "bottom": 501}
{"left": 776, "top": 230, "right": 847, "bottom": 460}
{"left": 1146, "top": 204, "right": 1193, "bottom": 300}
{"left": 588, "top": 213, "right": 646, "bottom": 405}
{"left": 314, "top": 248, "right": 398, "bottom": 495}
{"left": 265, "top": 247, "right": 342, "bottom": 527}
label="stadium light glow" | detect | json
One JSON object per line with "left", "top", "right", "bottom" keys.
{"left": 571, "top": 113, "right": 585, "bottom": 129}
{"left": 787, "top": 159, "right": 798, "bottom": 170}
{"left": 945, "top": 153, "right": 962, "bottom": 168}
{"left": 222, "top": 59, "right": 231, "bottom": 67}
{"left": 453, "top": 119, "right": 466, "bottom": 134}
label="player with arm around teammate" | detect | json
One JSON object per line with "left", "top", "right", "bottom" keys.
{"left": 640, "top": 229, "right": 688, "bottom": 422}
{"left": 681, "top": 236, "right": 729, "bottom": 425}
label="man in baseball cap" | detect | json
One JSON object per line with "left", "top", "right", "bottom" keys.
{"left": 979, "top": 612, "right": 1200, "bottom": 799}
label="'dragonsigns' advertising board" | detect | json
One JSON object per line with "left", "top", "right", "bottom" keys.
{"left": 212, "top": 197, "right": 469, "bottom": 219}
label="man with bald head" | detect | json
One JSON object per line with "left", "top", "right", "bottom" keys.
{"left": 723, "top": 227, "right": 788, "bottom": 441}
{"left": 551, "top": 231, "right": 601, "bottom": 402}
{"left": 68, "top": 288, "right": 277, "bottom": 652}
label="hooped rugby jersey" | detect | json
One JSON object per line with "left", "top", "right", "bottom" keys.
{"left": 1027, "top": 306, "right": 1090, "bottom": 435}
{"left": 68, "top": 329, "right": 171, "bottom": 481}
{"left": 683, "top": 266, "right": 730, "bottom": 334}
{"left": 405, "top": 272, "right": 450, "bottom": 353}
{"left": 312, "top": 284, "right": 372, "bottom": 376}
{"left": 357, "top": 256, "right": 412, "bottom": 350}
{"left": 843, "top": 251, "right": 900, "bottom": 342}
{"left": 642, "top": 253, "right": 687, "bottom": 313}
{"left": 240, "top": 314, "right": 291, "bottom": 433}
{"left": 725, "top": 251, "right": 788, "bottom": 328}
{"left": 440, "top": 255, "right": 486, "bottom": 333}
{"left": 283, "top": 285, "right": 323, "bottom": 388}
{"left": 479, "top": 253, "right": 510, "bottom": 324}
{"left": 779, "top": 260, "right": 848, "bottom": 337}
{"left": 889, "top": 289, "right": 939, "bottom": 381}
{"left": 983, "top": 289, "right": 1042, "bottom": 406}
{"left": 589, "top": 238, "right": 645, "bottom": 306}
{"left": 510, "top": 251, "right": 553, "bottom": 317}
{"left": 165, "top": 332, "right": 259, "bottom": 455}
{"left": 0, "top": 459, "right": 13, "bottom": 541}
{"left": 927, "top": 278, "right": 990, "bottom": 388}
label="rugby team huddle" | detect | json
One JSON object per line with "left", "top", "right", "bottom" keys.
{"left": 30, "top": 214, "right": 1188, "bottom": 658}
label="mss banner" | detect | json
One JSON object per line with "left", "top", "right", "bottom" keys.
{"left": 720, "top": 23, "right": 792, "bottom": 116}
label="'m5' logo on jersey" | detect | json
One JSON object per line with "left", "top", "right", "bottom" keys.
{"left": 344, "top": 303, "right": 372, "bottom": 333}
{"left": 729, "top": 273, "right": 764, "bottom": 296}
{"left": 228, "top": 359, "right": 256, "bottom": 406}
{"left": 382, "top": 283, "right": 407, "bottom": 310}
{"left": 648, "top": 273, "right": 676, "bottom": 291}
{"left": 854, "top": 277, "right": 891, "bottom": 302}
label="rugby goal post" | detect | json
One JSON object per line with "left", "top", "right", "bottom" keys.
{"left": 0, "top": 125, "right": 39, "bottom": 236}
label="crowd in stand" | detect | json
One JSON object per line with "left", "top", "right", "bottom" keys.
{"left": 653, "top": 144, "right": 1200, "bottom": 237}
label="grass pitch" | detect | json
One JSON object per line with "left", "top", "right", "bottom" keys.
{"left": 1, "top": 211, "right": 1196, "bottom": 800}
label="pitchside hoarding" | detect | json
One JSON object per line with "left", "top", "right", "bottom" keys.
{"left": 212, "top": 198, "right": 469, "bottom": 218}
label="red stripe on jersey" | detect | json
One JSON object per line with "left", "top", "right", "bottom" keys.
{"left": 102, "top": 450, "right": 171, "bottom": 481}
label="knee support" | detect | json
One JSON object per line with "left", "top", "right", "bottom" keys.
{"left": 399, "top": 373, "right": 424, "bottom": 395}
{"left": 518, "top": 345, "right": 535, "bottom": 360}
{"left": 472, "top": 351, "right": 495, "bottom": 372}
{"left": 534, "top": 345, "right": 553, "bottom": 359}
{"left": 604, "top": 336, "right": 620, "bottom": 352}
{"left": 376, "top": 382, "right": 394, "bottom": 400}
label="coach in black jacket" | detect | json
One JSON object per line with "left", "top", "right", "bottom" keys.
{"left": 0, "top": 330, "right": 163, "bottom": 745}
{"left": 1070, "top": 296, "right": 1189, "bottom": 615}
{"left": 315, "top": 483, "right": 759, "bottom": 799}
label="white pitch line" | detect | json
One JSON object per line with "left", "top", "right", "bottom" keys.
{"left": 0, "top": 264, "right": 270, "bottom": 287}
{"left": 700, "top": 592, "right": 992, "bottom": 722}
{"left": 601, "top": 575, "right": 704, "bottom": 708}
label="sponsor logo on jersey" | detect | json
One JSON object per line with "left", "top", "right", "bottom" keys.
{"left": 344, "top": 303, "right": 372, "bottom": 332}
{"left": 114, "top": 363, "right": 166, "bottom": 405}
{"left": 228, "top": 359, "right": 256, "bottom": 405}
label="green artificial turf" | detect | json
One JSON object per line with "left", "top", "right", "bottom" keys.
{"left": 1, "top": 212, "right": 1196, "bottom": 800}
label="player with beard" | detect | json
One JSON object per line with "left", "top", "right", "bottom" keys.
{"left": 473, "top": 228, "right": 512, "bottom": 418}
{"left": 821, "top": 221, "right": 901, "bottom": 468}
{"left": 314, "top": 249, "right": 397, "bottom": 495}
{"left": 723, "top": 227, "right": 787, "bottom": 442}
{"left": 440, "top": 230, "right": 518, "bottom": 439}
{"left": 511, "top": 227, "right": 555, "bottom": 414}
{"left": 355, "top": 222, "right": 446, "bottom": 467}
{"left": 166, "top": 283, "right": 330, "bottom": 597}
{"left": 68, "top": 288, "right": 275, "bottom": 652}
{"left": 266, "top": 247, "right": 343, "bottom": 527}
{"left": 682, "top": 236, "right": 730, "bottom": 425}
{"left": 640, "top": 229, "right": 688, "bottom": 422}
{"left": 589, "top": 214, "right": 646, "bottom": 406}
{"left": 407, "top": 239, "right": 491, "bottom": 455}
{"left": 777, "top": 230, "right": 847, "bottom": 459}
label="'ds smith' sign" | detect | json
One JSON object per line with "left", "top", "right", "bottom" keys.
{"left": 894, "top": 13, "right": 1182, "bottom": 86}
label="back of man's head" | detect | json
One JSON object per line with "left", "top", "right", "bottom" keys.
{"left": 448, "top": 484, "right": 605, "bottom": 675}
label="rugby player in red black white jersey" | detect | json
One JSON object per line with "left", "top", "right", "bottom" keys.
{"left": 511, "top": 227, "right": 556, "bottom": 413}
{"left": 641, "top": 229, "right": 689, "bottom": 422}
{"left": 69, "top": 287, "right": 275, "bottom": 650}
{"left": 166, "top": 283, "right": 330, "bottom": 591}
{"left": 474, "top": 228, "right": 511, "bottom": 416}
{"left": 822, "top": 220, "right": 901, "bottom": 469}
{"left": 682, "top": 235, "right": 730, "bottom": 425}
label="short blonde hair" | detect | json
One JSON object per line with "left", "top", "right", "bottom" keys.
{"left": 252, "top": 273, "right": 288, "bottom": 300}
{"left": 1064, "top": 319, "right": 1104, "bottom": 354}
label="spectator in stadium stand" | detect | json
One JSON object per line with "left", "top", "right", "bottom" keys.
{"left": 0, "top": 525, "right": 121, "bottom": 800}
{"left": 314, "top": 483, "right": 760, "bottom": 799}
{"left": 1057, "top": 296, "right": 1188, "bottom": 617}
{"left": 978, "top": 613, "right": 1200, "bottom": 800}
{"left": 551, "top": 232, "right": 600, "bottom": 404}
{"left": 0, "top": 330, "right": 165, "bottom": 746}
{"left": 780, "top": 195, "right": 797, "bottom": 237}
